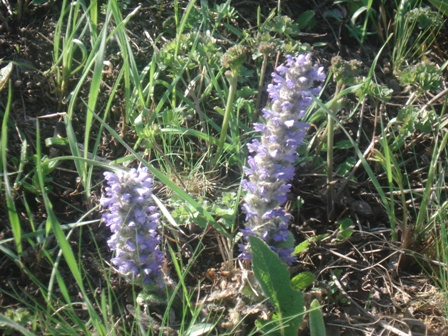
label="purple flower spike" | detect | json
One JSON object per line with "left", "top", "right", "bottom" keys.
{"left": 240, "top": 53, "right": 324, "bottom": 265}
{"left": 101, "top": 167, "right": 164, "bottom": 288}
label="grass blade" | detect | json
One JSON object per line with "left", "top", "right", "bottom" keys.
{"left": 35, "top": 118, "right": 105, "bottom": 334}
{"left": 1, "top": 81, "right": 23, "bottom": 256}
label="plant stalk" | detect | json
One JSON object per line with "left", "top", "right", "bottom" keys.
{"left": 254, "top": 53, "right": 268, "bottom": 120}
{"left": 214, "top": 69, "right": 239, "bottom": 167}
{"left": 327, "top": 113, "right": 335, "bottom": 222}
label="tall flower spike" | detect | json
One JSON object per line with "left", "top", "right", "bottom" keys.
{"left": 240, "top": 53, "right": 325, "bottom": 265}
{"left": 101, "top": 167, "right": 164, "bottom": 288}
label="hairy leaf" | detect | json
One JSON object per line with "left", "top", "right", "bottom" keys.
{"left": 250, "top": 236, "right": 304, "bottom": 336}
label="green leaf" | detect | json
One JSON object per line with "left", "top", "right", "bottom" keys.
{"left": 293, "top": 240, "right": 309, "bottom": 254}
{"left": 250, "top": 236, "right": 304, "bottom": 336}
{"left": 337, "top": 229, "right": 353, "bottom": 240}
{"left": 334, "top": 140, "right": 353, "bottom": 149}
{"left": 336, "top": 156, "right": 356, "bottom": 177}
{"left": 309, "top": 299, "right": 326, "bottom": 336}
{"left": 337, "top": 218, "right": 353, "bottom": 230}
{"left": 297, "top": 10, "right": 316, "bottom": 31}
{"left": 336, "top": 218, "right": 354, "bottom": 241}
{"left": 45, "top": 137, "right": 69, "bottom": 148}
{"left": 291, "top": 272, "right": 315, "bottom": 290}
{"left": 294, "top": 233, "right": 329, "bottom": 255}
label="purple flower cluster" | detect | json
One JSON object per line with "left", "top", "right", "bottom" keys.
{"left": 101, "top": 167, "right": 164, "bottom": 287}
{"left": 240, "top": 53, "right": 325, "bottom": 264}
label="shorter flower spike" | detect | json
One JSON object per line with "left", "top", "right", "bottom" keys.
{"left": 221, "top": 45, "right": 248, "bottom": 70}
{"left": 240, "top": 53, "right": 325, "bottom": 265}
{"left": 101, "top": 167, "right": 164, "bottom": 287}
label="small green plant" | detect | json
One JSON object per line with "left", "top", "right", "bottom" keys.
{"left": 294, "top": 233, "right": 330, "bottom": 255}
{"left": 0, "top": 308, "right": 32, "bottom": 335}
{"left": 15, "top": 154, "right": 59, "bottom": 195}
{"left": 293, "top": 218, "right": 353, "bottom": 256}
{"left": 260, "top": 9, "right": 317, "bottom": 37}
{"left": 335, "top": 218, "right": 354, "bottom": 242}
{"left": 325, "top": 269, "right": 351, "bottom": 306}
{"left": 170, "top": 191, "right": 238, "bottom": 233}
{"left": 389, "top": 106, "right": 437, "bottom": 150}
{"left": 50, "top": 0, "right": 93, "bottom": 107}
{"left": 397, "top": 60, "right": 443, "bottom": 92}
{"left": 253, "top": 41, "right": 276, "bottom": 113}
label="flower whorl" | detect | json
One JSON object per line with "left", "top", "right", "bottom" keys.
{"left": 101, "top": 167, "right": 164, "bottom": 287}
{"left": 240, "top": 53, "right": 325, "bottom": 264}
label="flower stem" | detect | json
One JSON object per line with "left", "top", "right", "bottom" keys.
{"left": 214, "top": 68, "right": 239, "bottom": 167}
{"left": 327, "top": 112, "right": 334, "bottom": 222}
{"left": 326, "top": 82, "right": 343, "bottom": 222}
{"left": 254, "top": 53, "right": 268, "bottom": 120}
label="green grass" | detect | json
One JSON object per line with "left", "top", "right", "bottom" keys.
{"left": 1, "top": 0, "right": 448, "bottom": 334}
{"left": 1, "top": 82, "right": 23, "bottom": 258}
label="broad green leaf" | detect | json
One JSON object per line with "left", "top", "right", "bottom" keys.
{"left": 250, "top": 236, "right": 304, "bottom": 336}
